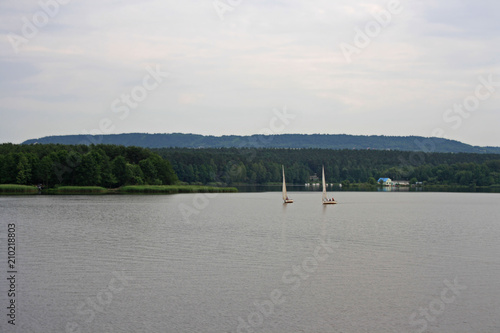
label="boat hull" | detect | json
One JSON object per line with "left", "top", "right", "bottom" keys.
{"left": 284, "top": 200, "right": 294, "bottom": 203}
{"left": 322, "top": 201, "right": 337, "bottom": 205}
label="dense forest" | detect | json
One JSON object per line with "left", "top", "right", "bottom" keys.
{"left": 0, "top": 144, "right": 177, "bottom": 188}
{"left": 22, "top": 133, "right": 500, "bottom": 154}
{"left": 1, "top": 144, "right": 500, "bottom": 188}
{"left": 154, "top": 148, "right": 500, "bottom": 187}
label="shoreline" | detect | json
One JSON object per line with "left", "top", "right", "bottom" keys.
{"left": 2, "top": 183, "right": 499, "bottom": 195}
{"left": 0, "top": 184, "right": 238, "bottom": 195}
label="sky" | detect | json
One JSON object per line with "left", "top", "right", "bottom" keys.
{"left": 0, "top": 0, "right": 499, "bottom": 146}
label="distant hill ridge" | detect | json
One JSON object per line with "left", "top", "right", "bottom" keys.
{"left": 22, "top": 133, "right": 500, "bottom": 154}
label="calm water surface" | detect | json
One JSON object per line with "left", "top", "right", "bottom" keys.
{"left": 1, "top": 192, "right": 499, "bottom": 333}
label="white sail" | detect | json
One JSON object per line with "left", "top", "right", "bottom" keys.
{"left": 282, "top": 165, "right": 293, "bottom": 203}
{"left": 282, "top": 165, "right": 288, "bottom": 201}
{"left": 322, "top": 165, "right": 328, "bottom": 202}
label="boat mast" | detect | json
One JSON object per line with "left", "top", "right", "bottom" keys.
{"left": 322, "top": 165, "right": 328, "bottom": 202}
{"left": 282, "top": 165, "right": 287, "bottom": 201}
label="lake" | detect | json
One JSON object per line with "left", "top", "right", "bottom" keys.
{"left": 1, "top": 192, "right": 499, "bottom": 333}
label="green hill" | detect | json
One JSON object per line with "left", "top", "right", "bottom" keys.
{"left": 21, "top": 133, "right": 500, "bottom": 154}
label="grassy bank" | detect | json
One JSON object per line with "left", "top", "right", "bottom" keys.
{"left": 0, "top": 184, "right": 39, "bottom": 194}
{"left": 48, "top": 186, "right": 109, "bottom": 194}
{"left": 0, "top": 184, "right": 237, "bottom": 195}
{"left": 118, "top": 185, "right": 238, "bottom": 194}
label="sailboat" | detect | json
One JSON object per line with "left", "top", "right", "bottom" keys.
{"left": 282, "top": 165, "right": 294, "bottom": 203}
{"left": 322, "top": 165, "right": 337, "bottom": 205}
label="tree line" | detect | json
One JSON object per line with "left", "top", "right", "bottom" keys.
{"left": 2, "top": 144, "right": 500, "bottom": 188}
{"left": 0, "top": 144, "right": 177, "bottom": 188}
{"left": 154, "top": 148, "right": 500, "bottom": 186}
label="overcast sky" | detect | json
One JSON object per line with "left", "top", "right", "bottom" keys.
{"left": 1, "top": 0, "right": 499, "bottom": 146}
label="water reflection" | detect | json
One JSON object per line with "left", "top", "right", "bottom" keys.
{"left": 281, "top": 202, "right": 288, "bottom": 250}
{"left": 377, "top": 186, "right": 410, "bottom": 192}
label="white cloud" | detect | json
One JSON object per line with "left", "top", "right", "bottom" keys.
{"left": 0, "top": 0, "right": 499, "bottom": 146}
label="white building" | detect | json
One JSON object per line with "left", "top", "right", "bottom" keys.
{"left": 377, "top": 178, "right": 392, "bottom": 186}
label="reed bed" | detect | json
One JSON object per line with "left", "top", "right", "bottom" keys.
{"left": 0, "top": 184, "right": 39, "bottom": 194}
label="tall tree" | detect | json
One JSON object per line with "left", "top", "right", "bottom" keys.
{"left": 16, "top": 154, "right": 31, "bottom": 185}
{"left": 112, "top": 156, "right": 129, "bottom": 186}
